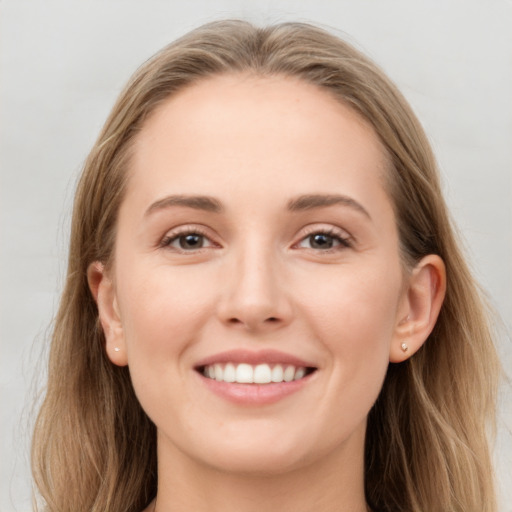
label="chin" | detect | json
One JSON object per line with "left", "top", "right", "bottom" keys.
{"left": 182, "top": 421, "right": 341, "bottom": 477}
{"left": 201, "top": 445, "right": 311, "bottom": 476}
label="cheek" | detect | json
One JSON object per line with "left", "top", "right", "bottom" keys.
{"left": 304, "top": 263, "right": 402, "bottom": 343}
{"left": 115, "top": 263, "right": 217, "bottom": 358}
{"left": 300, "top": 261, "right": 402, "bottom": 397}
{"left": 113, "top": 265, "right": 218, "bottom": 421}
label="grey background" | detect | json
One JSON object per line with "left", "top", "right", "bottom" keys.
{"left": 1, "top": 1, "right": 511, "bottom": 510}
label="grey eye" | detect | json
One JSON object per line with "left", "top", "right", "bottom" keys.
{"left": 297, "top": 231, "right": 350, "bottom": 251}
{"left": 161, "top": 228, "right": 217, "bottom": 252}
{"left": 176, "top": 234, "right": 205, "bottom": 250}
{"left": 308, "top": 233, "right": 335, "bottom": 249}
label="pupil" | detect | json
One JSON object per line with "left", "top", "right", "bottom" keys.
{"left": 180, "top": 234, "right": 202, "bottom": 249}
{"left": 310, "top": 234, "right": 333, "bottom": 249}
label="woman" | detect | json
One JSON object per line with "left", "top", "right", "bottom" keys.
{"left": 31, "top": 20, "right": 500, "bottom": 512}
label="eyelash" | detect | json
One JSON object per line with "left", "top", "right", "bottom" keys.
{"left": 159, "top": 226, "right": 217, "bottom": 253}
{"left": 159, "top": 226, "right": 352, "bottom": 254}
{"left": 295, "top": 227, "right": 352, "bottom": 252}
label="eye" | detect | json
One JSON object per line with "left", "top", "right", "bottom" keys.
{"left": 297, "top": 231, "right": 350, "bottom": 250}
{"left": 160, "top": 230, "right": 216, "bottom": 252}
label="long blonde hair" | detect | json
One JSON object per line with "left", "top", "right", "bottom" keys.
{"left": 32, "top": 20, "right": 500, "bottom": 512}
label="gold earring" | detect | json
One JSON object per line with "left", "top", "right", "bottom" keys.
{"left": 401, "top": 343, "right": 409, "bottom": 353}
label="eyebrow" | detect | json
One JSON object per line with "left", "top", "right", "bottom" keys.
{"left": 287, "top": 194, "right": 371, "bottom": 219}
{"left": 145, "top": 195, "right": 224, "bottom": 216}
{"left": 144, "top": 193, "right": 370, "bottom": 219}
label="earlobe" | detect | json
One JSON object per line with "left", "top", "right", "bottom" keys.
{"left": 390, "top": 254, "right": 446, "bottom": 363}
{"left": 87, "top": 262, "right": 128, "bottom": 366}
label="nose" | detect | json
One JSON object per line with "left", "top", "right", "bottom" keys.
{"left": 216, "top": 244, "right": 293, "bottom": 333}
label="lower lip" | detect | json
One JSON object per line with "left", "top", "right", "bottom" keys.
{"left": 197, "top": 372, "right": 315, "bottom": 405}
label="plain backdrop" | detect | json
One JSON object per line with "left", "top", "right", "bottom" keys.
{"left": 1, "top": 1, "right": 511, "bottom": 511}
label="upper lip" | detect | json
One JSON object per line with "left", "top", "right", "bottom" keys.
{"left": 194, "top": 349, "right": 317, "bottom": 369}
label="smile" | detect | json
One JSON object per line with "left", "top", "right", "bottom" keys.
{"left": 194, "top": 350, "right": 318, "bottom": 405}
{"left": 200, "top": 363, "right": 315, "bottom": 384}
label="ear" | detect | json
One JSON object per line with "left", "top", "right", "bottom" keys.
{"left": 390, "top": 254, "right": 446, "bottom": 363}
{"left": 87, "top": 262, "right": 128, "bottom": 366}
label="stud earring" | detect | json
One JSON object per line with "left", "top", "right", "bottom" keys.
{"left": 401, "top": 343, "right": 409, "bottom": 353}
{"left": 114, "top": 347, "right": 121, "bottom": 352}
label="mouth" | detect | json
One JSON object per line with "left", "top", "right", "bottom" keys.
{"left": 197, "top": 362, "right": 317, "bottom": 384}
{"left": 193, "top": 349, "right": 318, "bottom": 405}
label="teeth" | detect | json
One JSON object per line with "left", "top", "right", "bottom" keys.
{"left": 214, "top": 364, "right": 223, "bottom": 381}
{"left": 236, "top": 363, "right": 253, "bottom": 383}
{"left": 254, "top": 364, "right": 272, "bottom": 384}
{"left": 294, "top": 367, "right": 306, "bottom": 380}
{"left": 271, "top": 365, "right": 284, "bottom": 382}
{"left": 283, "top": 365, "right": 295, "bottom": 382}
{"left": 202, "top": 363, "right": 310, "bottom": 384}
{"left": 223, "top": 363, "right": 236, "bottom": 383}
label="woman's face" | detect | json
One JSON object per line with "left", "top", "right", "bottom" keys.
{"left": 100, "top": 74, "right": 412, "bottom": 474}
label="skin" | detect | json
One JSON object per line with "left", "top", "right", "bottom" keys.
{"left": 89, "top": 74, "right": 445, "bottom": 512}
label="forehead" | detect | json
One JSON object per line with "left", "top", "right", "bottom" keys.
{"left": 135, "top": 73, "right": 384, "bottom": 153}
{"left": 126, "top": 73, "right": 391, "bottom": 213}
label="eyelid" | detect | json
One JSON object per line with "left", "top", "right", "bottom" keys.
{"left": 159, "top": 224, "right": 221, "bottom": 251}
{"left": 157, "top": 223, "right": 353, "bottom": 253}
{"left": 292, "top": 224, "right": 353, "bottom": 250}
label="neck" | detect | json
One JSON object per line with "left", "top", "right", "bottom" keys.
{"left": 151, "top": 429, "right": 368, "bottom": 512}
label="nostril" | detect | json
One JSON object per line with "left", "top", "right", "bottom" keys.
{"left": 227, "top": 317, "right": 279, "bottom": 324}
{"left": 223, "top": 314, "right": 285, "bottom": 330}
